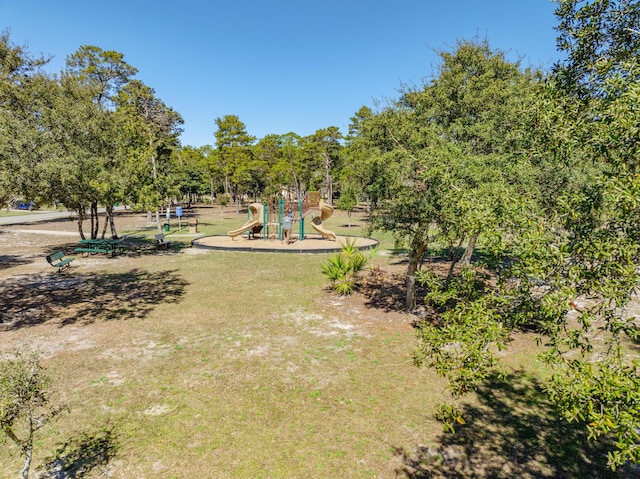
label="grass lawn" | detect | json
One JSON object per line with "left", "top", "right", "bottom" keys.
{"left": 0, "top": 209, "right": 41, "bottom": 217}
{"left": 0, "top": 205, "right": 630, "bottom": 478}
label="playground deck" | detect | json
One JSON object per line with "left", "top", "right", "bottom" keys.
{"left": 192, "top": 233, "right": 378, "bottom": 254}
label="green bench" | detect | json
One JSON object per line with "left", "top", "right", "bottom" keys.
{"left": 74, "top": 246, "right": 114, "bottom": 257}
{"left": 45, "top": 250, "right": 74, "bottom": 273}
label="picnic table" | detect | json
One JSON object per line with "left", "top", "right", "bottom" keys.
{"left": 74, "top": 238, "right": 124, "bottom": 258}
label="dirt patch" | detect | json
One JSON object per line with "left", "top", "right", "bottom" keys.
{"left": 316, "top": 265, "right": 420, "bottom": 338}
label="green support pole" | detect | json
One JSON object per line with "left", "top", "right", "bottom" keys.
{"left": 263, "top": 203, "right": 267, "bottom": 240}
{"left": 246, "top": 204, "right": 251, "bottom": 239}
{"left": 278, "top": 198, "right": 284, "bottom": 241}
{"left": 298, "top": 198, "right": 304, "bottom": 241}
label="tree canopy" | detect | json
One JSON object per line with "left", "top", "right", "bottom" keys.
{"left": 360, "top": 3, "right": 640, "bottom": 470}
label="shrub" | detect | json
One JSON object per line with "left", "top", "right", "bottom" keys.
{"left": 0, "top": 351, "right": 65, "bottom": 479}
{"left": 321, "top": 238, "right": 369, "bottom": 296}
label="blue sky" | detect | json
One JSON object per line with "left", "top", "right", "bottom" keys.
{"left": 1, "top": 1, "right": 560, "bottom": 148}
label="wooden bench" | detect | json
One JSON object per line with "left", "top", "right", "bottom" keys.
{"left": 155, "top": 234, "right": 172, "bottom": 250}
{"left": 46, "top": 251, "right": 74, "bottom": 273}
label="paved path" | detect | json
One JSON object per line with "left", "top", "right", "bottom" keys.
{"left": 0, "top": 206, "right": 126, "bottom": 225}
{"left": 0, "top": 210, "right": 76, "bottom": 225}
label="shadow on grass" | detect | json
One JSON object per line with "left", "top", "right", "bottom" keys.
{"left": 360, "top": 269, "right": 408, "bottom": 312}
{"left": 114, "top": 236, "right": 195, "bottom": 256}
{"left": 39, "top": 426, "right": 119, "bottom": 478}
{"left": 394, "top": 372, "right": 634, "bottom": 479}
{"left": 0, "top": 254, "right": 32, "bottom": 270}
{"left": 0, "top": 269, "right": 188, "bottom": 329}
{"left": 424, "top": 246, "right": 497, "bottom": 268}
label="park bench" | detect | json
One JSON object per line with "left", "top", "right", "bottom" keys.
{"left": 155, "top": 234, "right": 172, "bottom": 251}
{"left": 74, "top": 238, "right": 123, "bottom": 257}
{"left": 45, "top": 250, "right": 74, "bottom": 273}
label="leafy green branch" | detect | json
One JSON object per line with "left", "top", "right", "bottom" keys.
{"left": 0, "top": 351, "right": 66, "bottom": 479}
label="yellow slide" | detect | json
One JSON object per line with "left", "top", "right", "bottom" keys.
{"left": 310, "top": 200, "right": 337, "bottom": 241}
{"left": 228, "top": 203, "right": 264, "bottom": 238}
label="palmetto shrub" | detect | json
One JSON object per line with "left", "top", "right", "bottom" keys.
{"left": 321, "top": 238, "right": 369, "bottom": 295}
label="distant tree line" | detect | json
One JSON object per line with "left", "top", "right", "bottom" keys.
{"left": 0, "top": 34, "right": 351, "bottom": 239}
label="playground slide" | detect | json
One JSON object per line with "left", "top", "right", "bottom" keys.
{"left": 310, "top": 200, "right": 337, "bottom": 241}
{"left": 227, "top": 220, "right": 262, "bottom": 238}
{"left": 311, "top": 219, "right": 337, "bottom": 241}
{"left": 228, "top": 203, "right": 264, "bottom": 238}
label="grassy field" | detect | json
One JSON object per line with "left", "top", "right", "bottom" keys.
{"left": 0, "top": 206, "right": 630, "bottom": 478}
{"left": 0, "top": 209, "right": 41, "bottom": 217}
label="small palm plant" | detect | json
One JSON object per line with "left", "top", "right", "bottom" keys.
{"left": 321, "top": 238, "right": 369, "bottom": 295}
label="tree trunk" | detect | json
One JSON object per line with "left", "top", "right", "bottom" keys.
{"left": 102, "top": 205, "right": 118, "bottom": 239}
{"left": 18, "top": 422, "right": 32, "bottom": 479}
{"left": 447, "top": 237, "right": 466, "bottom": 279}
{"left": 90, "top": 202, "right": 99, "bottom": 239}
{"left": 110, "top": 210, "right": 118, "bottom": 238}
{"left": 406, "top": 241, "right": 429, "bottom": 311}
{"left": 3, "top": 425, "right": 31, "bottom": 479}
{"left": 224, "top": 174, "right": 231, "bottom": 196}
{"left": 323, "top": 152, "right": 333, "bottom": 205}
{"left": 90, "top": 205, "right": 96, "bottom": 239}
{"left": 100, "top": 214, "right": 109, "bottom": 239}
{"left": 76, "top": 207, "right": 86, "bottom": 240}
{"left": 288, "top": 156, "right": 301, "bottom": 201}
{"left": 21, "top": 446, "right": 32, "bottom": 479}
{"left": 459, "top": 231, "right": 479, "bottom": 266}
{"left": 150, "top": 148, "right": 162, "bottom": 234}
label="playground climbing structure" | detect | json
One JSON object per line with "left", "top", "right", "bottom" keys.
{"left": 227, "top": 192, "right": 337, "bottom": 242}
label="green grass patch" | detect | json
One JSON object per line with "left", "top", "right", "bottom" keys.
{"left": 0, "top": 209, "right": 41, "bottom": 217}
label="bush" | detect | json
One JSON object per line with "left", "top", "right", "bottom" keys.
{"left": 321, "top": 238, "right": 369, "bottom": 295}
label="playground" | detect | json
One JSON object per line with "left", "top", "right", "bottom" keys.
{"left": 195, "top": 193, "right": 378, "bottom": 253}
